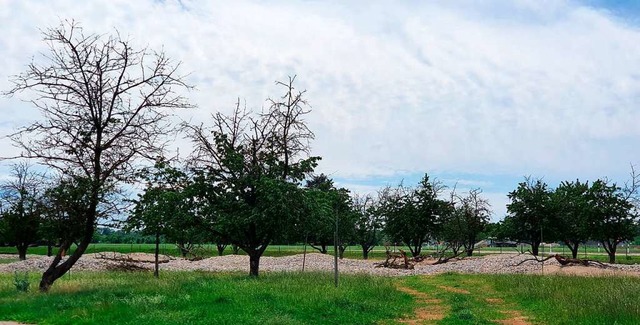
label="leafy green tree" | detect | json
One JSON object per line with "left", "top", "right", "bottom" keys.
{"left": 588, "top": 179, "right": 637, "bottom": 263}
{"left": 441, "top": 188, "right": 491, "bottom": 256}
{"left": 127, "top": 160, "right": 203, "bottom": 276}
{"left": 551, "top": 180, "right": 591, "bottom": 258}
{"left": 352, "top": 193, "right": 382, "bottom": 260}
{"left": 383, "top": 174, "right": 450, "bottom": 257}
{"left": 505, "top": 177, "right": 553, "bottom": 256}
{"left": 0, "top": 163, "right": 44, "bottom": 260}
{"left": 303, "top": 174, "right": 355, "bottom": 257}
{"left": 5, "top": 21, "right": 192, "bottom": 291}
{"left": 185, "top": 77, "right": 319, "bottom": 276}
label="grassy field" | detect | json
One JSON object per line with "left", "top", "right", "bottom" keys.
{"left": 1, "top": 271, "right": 639, "bottom": 324}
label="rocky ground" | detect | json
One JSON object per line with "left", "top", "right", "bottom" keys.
{"left": 2, "top": 252, "right": 640, "bottom": 277}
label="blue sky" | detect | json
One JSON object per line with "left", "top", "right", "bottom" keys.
{"left": 1, "top": 0, "right": 639, "bottom": 221}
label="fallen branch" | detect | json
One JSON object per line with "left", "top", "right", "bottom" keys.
{"left": 514, "top": 254, "right": 612, "bottom": 268}
{"left": 375, "top": 247, "right": 414, "bottom": 269}
{"left": 432, "top": 250, "right": 465, "bottom": 265}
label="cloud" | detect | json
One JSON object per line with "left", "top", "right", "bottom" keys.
{"left": 1, "top": 0, "right": 639, "bottom": 219}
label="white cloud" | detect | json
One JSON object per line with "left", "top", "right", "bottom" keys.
{"left": 1, "top": 0, "right": 639, "bottom": 218}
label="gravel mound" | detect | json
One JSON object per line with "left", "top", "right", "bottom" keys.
{"left": 1, "top": 253, "right": 639, "bottom": 277}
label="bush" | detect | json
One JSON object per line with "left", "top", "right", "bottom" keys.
{"left": 13, "top": 271, "right": 29, "bottom": 292}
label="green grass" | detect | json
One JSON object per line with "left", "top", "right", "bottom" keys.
{"left": 0, "top": 258, "right": 20, "bottom": 264}
{"left": 0, "top": 271, "right": 413, "bottom": 325}
{"left": 484, "top": 273, "right": 640, "bottom": 324}
{"left": 400, "top": 273, "right": 640, "bottom": 325}
{"left": 2, "top": 270, "right": 640, "bottom": 324}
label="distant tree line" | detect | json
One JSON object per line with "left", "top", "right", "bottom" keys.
{"left": 489, "top": 173, "right": 639, "bottom": 263}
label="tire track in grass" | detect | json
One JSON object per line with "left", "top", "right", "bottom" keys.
{"left": 396, "top": 276, "right": 534, "bottom": 325}
{"left": 463, "top": 279, "right": 532, "bottom": 325}
{"left": 395, "top": 284, "right": 448, "bottom": 324}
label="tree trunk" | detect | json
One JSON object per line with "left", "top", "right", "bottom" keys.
{"left": 564, "top": 241, "right": 580, "bottom": 259}
{"left": 47, "top": 242, "right": 52, "bottom": 257}
{"left": 216, "top": 243, "right": 227, "bottom": 256}
{"left": 17, "top": 244, "right": 28, "bottom": 261}
{"left": 338, "top": 245, "right": 347, "bottom": 259}
{"left": 40, "top": 201, "right": 98, "bottom": 292}
{"left": 531, "top": 241, "right": 540, "bottom": 256}
{"left": 154, "top": 232, "right": 160, "bottom": 278}
{"left": 466, "top": 248, "right": 473, "bottom": 257}
{"left": 362, "top": 246, "right": 369, "bottom": 260}
{"left": 39, "top": 240, "right": 81, "bottom": 292}
{"left": 249, "top": 252, "right": 260, "bottom": 277}
{"left": 603, "top": 241, "right": 617, "bottom": 264}
{"left": 409, "top": 242, "right": 422, "bottom": 257}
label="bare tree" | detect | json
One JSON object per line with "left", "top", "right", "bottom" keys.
{"left": 4, "top": 20, "right": 192, "bottom": 291}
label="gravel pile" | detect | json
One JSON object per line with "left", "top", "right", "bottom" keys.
{"left": 2, "top": 253, "right": 640, "bottom": 276}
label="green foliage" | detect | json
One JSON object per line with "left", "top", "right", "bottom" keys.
{"left": 382, "top": 174, "right": 451, "bottom": 257}
{"left": 505, "top": 177, "right": 553, "bottom": 255}
{"left": 587, "top": 179, "right": 637, "bottom": 263}
{"left": 351, "top": 194, "right": 382, "bottom": 259}
{"left": 0, "top": 163, "right": 44, "bottom": 259}
{"left": 13, "top": 271, "right": 29, "bottom": 293}
{"left": 549, "top": 180, "right": 591, "bottom": 257}
{"left": 40, "top": 176, "right": 98, "bottom": 248}
{"left": 303, "top": 174, "right": 356, "bottom": 256}
{"left": 127, "top": 159, "right": 206, "bottom": 257}
{"left": 185, "top": 77, "right": 321, "bottom": 275}
{"left": 440, "top": 189, "right": 491, "bottom": 256}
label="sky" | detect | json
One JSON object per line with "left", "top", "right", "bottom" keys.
{"left": 1, "top": 0, "right": 639, "bottom": 221}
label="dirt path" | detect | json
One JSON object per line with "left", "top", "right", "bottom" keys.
{"left": 395, "top": 285, "right": 448, "bottom": 324}
{"left": 395, "top": 278, "right": 533, "bottom": 325}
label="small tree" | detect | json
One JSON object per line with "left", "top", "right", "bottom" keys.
{"left": 383, "top": 174, "right": 450, "bottom": 257}
{"left": 551, "top": 180, "right": 591, "bottom": 258}
{"left": 506, "top": 177, "right": 553, "bottom": 256}
{"left": 127, "top": 160, "right": 195, "bottom": 277}
{"left": 185, "top": 77, "right": 319, "bottom": 276}
{"left": 352, "top": 193, "right": 381, "bottom": 260}
{"left": 0, "top": 163, "right": 44, "bottom": 260}
{"left": 4, "top": 21, "right": 192, "bottom": 291}
{"left": 588, "top": 179, "right": 637, "bottom": 263}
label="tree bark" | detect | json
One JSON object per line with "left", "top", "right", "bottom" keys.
{"left": 564, "top": 241, "right": 580, "bottom": 259}
{"left": 16, "top": 244, "right": 28, "bottom": 261}
{"left": 216, "top": 243, "right": 227, "bottom": 256}
{"left": 40, "top": 197, "right": 98, "bottom": 292}
{"left": 154, "top": 232, "right": 160, "bottom": 278}
{"left": 362, "top": 246, "right": 370, "bottom": 260}
{"left": 249, "top": 252, "right": 261, "bottom": 277}
{"left": 531, "top": 241, "right": 540, "bottom": 256}
{"left": 602, "top": 241, "right": 617, "bottom": 264}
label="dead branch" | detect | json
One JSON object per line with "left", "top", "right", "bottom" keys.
{"left": 514, "top": 254, "right": 612, "bottom": 268}
{"left": 375, "top": 246, "right": 414, "bottom": 269}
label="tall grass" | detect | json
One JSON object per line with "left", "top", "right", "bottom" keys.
{"left": 484, "top": 274, "right": 640, "bottom": 324}
{"left": 0, "top": 271, "right": 413, "bottom": 325}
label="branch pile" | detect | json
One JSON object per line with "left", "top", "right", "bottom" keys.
{"left": 375, "top": 249, "right": 414, "bottom": 269}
